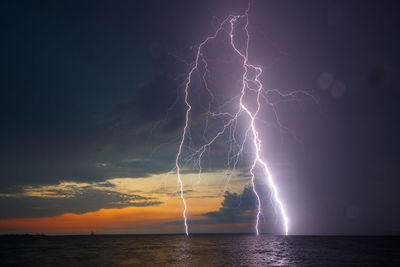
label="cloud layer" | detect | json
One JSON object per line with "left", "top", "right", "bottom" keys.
{"left": 0, "top": 182, "right": 162, "bottom": 219}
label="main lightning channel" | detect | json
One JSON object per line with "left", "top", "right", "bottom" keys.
{"left": 175, "top": 3, "right": 289, "bottom": 236}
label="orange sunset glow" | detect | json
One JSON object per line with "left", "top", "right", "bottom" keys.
{"left": 0, "top": 172, "right": 243, "bottom": 234}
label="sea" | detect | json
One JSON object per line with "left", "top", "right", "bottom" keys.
{"left": 0, "top": 235, "right": 399, "bottom": 266}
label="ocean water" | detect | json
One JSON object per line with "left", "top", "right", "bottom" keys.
{"left": 0, "top": 235, "right": 399, "bottom": 266}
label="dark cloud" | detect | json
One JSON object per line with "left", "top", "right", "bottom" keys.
{"left": 98, "top": 75, "right": 184, "bottom": 136}
{"left": 0, "top": 74, "right": 185, "bottom": 191}
{"left": 203, "top": 188, "right": 258, "bottom": 223}
{"left": 201, "top": 184, "right": 276, "bottom": 224}
{"left": 95, "top": 181, "right": 116, "bottom": 188}
{"left": 166, "top": 189, "right": 196, "bottom": 197}
{"left": 0, "top": 185, "right": 162, "bottom": 219}
{"left": 0, "top": 0, "right": 189, "bottom": 190}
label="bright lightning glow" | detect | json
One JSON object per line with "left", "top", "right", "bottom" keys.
{"left": 175, "top": 1, "right": 292, "bottom": 236}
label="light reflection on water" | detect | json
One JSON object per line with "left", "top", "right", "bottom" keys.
{"left": 1, "top": 235, "right": 399, "bottom": 266}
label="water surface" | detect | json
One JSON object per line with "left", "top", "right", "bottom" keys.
{"left": 1, "top": 235, "right": 399, "bottom": 266}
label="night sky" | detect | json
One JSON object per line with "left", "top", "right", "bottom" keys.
{"left": 1, "top": 0, "right": 399, "bottom": 235}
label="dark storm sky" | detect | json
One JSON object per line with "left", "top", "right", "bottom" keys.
{"left": 1, "top": 0, "right": 399, "bottom": 235}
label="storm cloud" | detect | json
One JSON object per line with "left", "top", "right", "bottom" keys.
{"left": 203, "top": 188, "right": 259, "bottom": 223}
{"left": 0, "top": 183, "right": 162, "bottom": 219}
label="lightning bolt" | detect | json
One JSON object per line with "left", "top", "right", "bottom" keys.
{"left": 174, "top": 1, "right": 297, "bottom": 236}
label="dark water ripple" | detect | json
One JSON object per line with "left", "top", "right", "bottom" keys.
{"left": 0, "top": 235, "right": 399, "bottom": 266}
